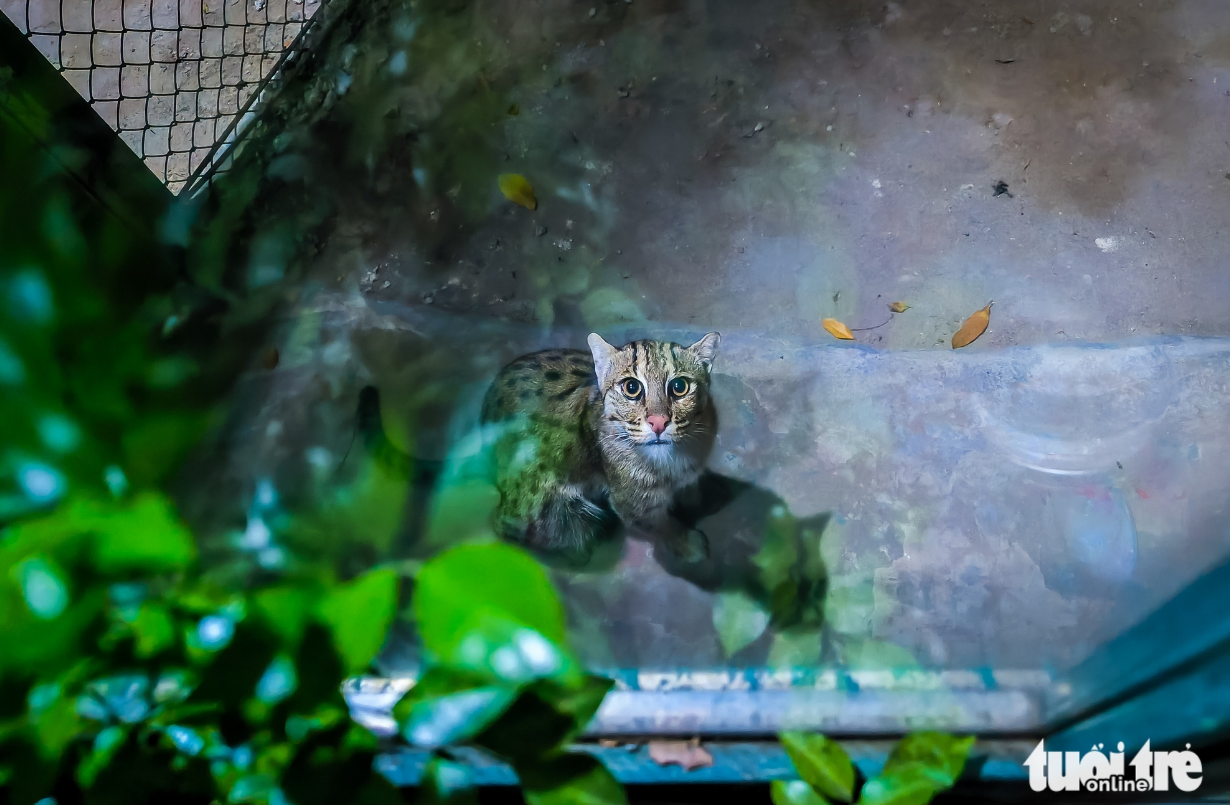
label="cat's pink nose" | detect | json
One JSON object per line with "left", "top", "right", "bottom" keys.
{"left": 646, "top": 415, "right": 669, "bottom": 435}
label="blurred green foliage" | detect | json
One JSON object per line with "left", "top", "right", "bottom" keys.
{"left": 773, "top": 731, "right": 975, "bottom": 805}
{"left": 0, "top": 11, "right": 624, "bottom": 804}
{"left": 397, "top": 543, "right": 625, "bottom": 805}
{"left": 0, "top": 492, "right": 401, "bottom": 804}
{"left": 0, "top": 491, "right": 621, "bottom": 803}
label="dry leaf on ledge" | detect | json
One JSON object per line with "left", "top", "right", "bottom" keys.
{"left": 822, "top": 318, "right": 855, "bottom": 340}
{"left": 648, "top": 740, "right": 715, "bottom": 771}
{"left": 888, "top": 301, "right": 910, "bottom": 313}
{"left": 498, "top": 173, "right": 538, "bottom": 210}
{"left": 952, "top": 301, "right": 993, "bottom": 349}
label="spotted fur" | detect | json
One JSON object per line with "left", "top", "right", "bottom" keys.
{"left": 481, "top": 333, "right": 720, "bottom": 558}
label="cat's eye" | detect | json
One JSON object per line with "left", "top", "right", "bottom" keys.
{"left": 668, "top": 377, "right": 691, "bottom": 398}
{"left": 621, "top": 378, "right": 643, "bottom": 398}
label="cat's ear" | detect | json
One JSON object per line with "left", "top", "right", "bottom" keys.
{"left": 686, "top": 332, "right": 720, "bottom": 371}
{"left": 588, "top": 333, "right": 618, "bottom": 386}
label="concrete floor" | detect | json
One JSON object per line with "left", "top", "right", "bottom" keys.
{"left": 182, "top": 0, "right": 1230, "bottom": 708}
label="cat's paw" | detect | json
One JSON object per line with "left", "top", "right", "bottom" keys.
{"left": 666, "top": 528, "right": 710, "bottom": 563}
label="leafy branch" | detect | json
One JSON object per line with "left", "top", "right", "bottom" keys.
{"left": 0, "top": 496, "right": 625, "bottom": 804}
{"left": 0, "top": 491, "right": 405, "bottom": 804}
{"left": 395, "top": 543, "right": 625, "bottom": 804}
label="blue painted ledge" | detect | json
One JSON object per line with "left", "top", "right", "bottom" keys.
{"left": 374, "top": 741, "right": 1033, "bottom": 787}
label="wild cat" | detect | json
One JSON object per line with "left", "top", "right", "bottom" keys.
{"left": 480, "top": 332, "right": 720, "bottom": 560}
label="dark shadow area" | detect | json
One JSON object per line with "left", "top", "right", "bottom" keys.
{"left": 355, "top": 384, "right": 829, "bottom": 636}
{"left": 664, "top": 472, "right": 830, "bottom": 633}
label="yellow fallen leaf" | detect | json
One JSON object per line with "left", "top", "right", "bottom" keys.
{"left": 952, "top": 301, "right": 993, "bottom": 349}
{"left": 889, "top": 301, "right": 910, "bottom": 313}
{"left": 822, "top": 318, "right": 855, "bottom": 340}
{"left": 498, "top": 173, "right": 537, "bottom": 210}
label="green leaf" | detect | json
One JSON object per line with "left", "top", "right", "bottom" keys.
{"left": 780, "top": 733, "right": 854, "bottom": 802}
{"left": 255, "top": 654, "right": 298, "bottom": 705}
{"left": 0, "top": 587, "right": 103, "bottom": 677}
{"left": 393, "top": 667, "right": 489, "bottom": 723}
{"left": 421, "top": 480, "right": 500, "bottom": 549}
{"left": 519, "top": 753, "right": 627, "bottom": 805}
{"left": 414, "top": 543, "right": 566, "bottom": 660}
{"left": 299, "top": 457, "right": 414, "bottom": 557}
{"left": 0, "top": 507, "right": 85, "bottom": 560}
{"left": 133, "top": 603, "right": 176, "bottom": 657}
{"left": 859, "top": 733, "right": 976, "bottom": 805}
{"left": 251, "top": 585, "right": 317, "bottom": 648}
{"left": 768, "top": 630, "right": 822, "bottom": 667}
{"left": 403, "top": 686, "right": 517, "bottom": 748}
{"left": 342, "top": 721, "right": 380, "bottom": 753}
{"left": 842, "top": 639, "right": 918, "bottom": 670}
{"left": 442, "top": 610, "right": 578, "bottom": 685}
{"left": 541, "top": 674, "right": 614, "bottom": 729}
{"left": 229, "top": 772, "right": 277, "bottom": 802}
{"left": 857, "top": 766, "right": 950, "bottom": 805}
{"left": 749, "top": 509, "right": 830, "bottom": 630}
{"left": 77, "top": 725, "right": 128, "bottom": 788}
{"left": 0, "top": 495, "right": 193, "bottom": 578}
{"left": 32, "top": 694, "right": 82, "bottom": 759}
{"left": 476, "top": 675, "right": 612, "bottom": 761}
{"left": 91, "top": 493, "right": 196, "bottom": 573}
{"left": 752, "top": 505, "right": 799, "bottom": 590}
{"left": 286, "top": 705, "right": 346, "bottom": 743}
{"left": 316, "top": 567, "right": 399, "bottom": 674}
{"left": 13, "top": 556, "right": 69, "bottom": 619}
{"left": 172, "top": 582, "right": 236, "bottom": 614}
{"left": 882, "top": 732, "right": 975, "bottom": 786}
{"left": 417, "top": 756, "right": 479, "bottom": 804}
{"left": 712, "top": 591, "right": 769, "bottom": 657}
{"left": 771, "top": 779, "right": 830, "bottom": 805}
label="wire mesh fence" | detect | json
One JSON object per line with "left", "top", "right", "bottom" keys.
{"left": 2, "top": 0, "right": 321, "bottom": 193}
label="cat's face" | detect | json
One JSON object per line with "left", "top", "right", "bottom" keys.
{"left": 588, "top": 333, "right": 720, "bottom": 469}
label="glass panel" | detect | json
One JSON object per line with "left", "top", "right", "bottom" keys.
{"left": 159, "top": 0, "right": 1230, "bottom": 736}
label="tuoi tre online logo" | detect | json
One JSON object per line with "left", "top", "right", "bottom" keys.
{"left": 1025, "top": 739, "right": 1202, "bottom": 793}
